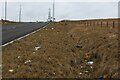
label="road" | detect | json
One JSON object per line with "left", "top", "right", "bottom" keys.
{"left": 2, "top": 22, "right": 48, "bottom": 45}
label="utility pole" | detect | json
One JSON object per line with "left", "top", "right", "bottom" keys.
{"left": 5, "top": 0, "right": 7, "bottom": 21}
{"left": 19, "top": 4, "right": 21, "bottom": 22}
{"left": 48, "top": 8, "right": 51, "bottom": 22}
{"left": 52, "top": 0, "right": 55, "bottom": 22}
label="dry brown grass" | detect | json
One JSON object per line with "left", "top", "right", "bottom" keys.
{"left": 2, "top": 20, "right": 119, "bottom": 78}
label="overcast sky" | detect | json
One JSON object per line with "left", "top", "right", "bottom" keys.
{"left": 0, "top": 0, "right": 119, "bottom": 22}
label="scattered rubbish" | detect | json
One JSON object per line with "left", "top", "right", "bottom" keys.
{"left": 35, "top": 46, "right": 41, "bottom": 51}
{"left": 90, "top": 66, "right": 93, "bottom": 69}
{"left": 51, "top": 28, "right": 54, "bottom": 30}
{"left": 79, "top": 72, "right": 82, "bottom": 75}
{"left": 53, "top": 72, "right": 56, "bottom": 75}
{"left": 24, "top": 60, "right": 32, "bottom": 64}
{"left": 9, "top": 69, "right": 14, "bottom": 73}
{"left": 17, "top": 56, "right": 21, "bottom": 59}
{"left": 84, "top": 71, "right": 89, "bottom": 73}
{"left": 80, "top": 66, "right": 83, "bottom": 68}
{"left": 87, "top": 61, "right": 94, "bottom": 65}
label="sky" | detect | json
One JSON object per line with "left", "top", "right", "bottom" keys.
{"left": 0, "top": 0, "right": 119, "bottom": 22}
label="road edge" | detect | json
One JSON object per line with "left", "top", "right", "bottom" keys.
{"left": 1, "top": 22, "right": 50, "bottom": 47}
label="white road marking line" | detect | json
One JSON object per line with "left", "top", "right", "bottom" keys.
{"left": 1, "top": 24, "right": 49, "bottom": 47}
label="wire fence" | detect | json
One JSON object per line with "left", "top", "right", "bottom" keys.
{"left": 80, "top": 20, "right": 119, "bottom": 28}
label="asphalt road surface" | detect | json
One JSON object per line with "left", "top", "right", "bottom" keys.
{"left": 2, "top": 22, "right": 48, "bottom": 45}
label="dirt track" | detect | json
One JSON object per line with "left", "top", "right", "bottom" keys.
{"left": 2, "top": 21, "right": 119, "bottom": 78}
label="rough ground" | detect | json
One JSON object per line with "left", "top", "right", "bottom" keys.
{"left": 2, "top": 21, "right": 119, "bottom": 78}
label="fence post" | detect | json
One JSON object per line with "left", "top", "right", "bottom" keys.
{"left": 113, "top": 21, "right": 115, "bottom": 28}
{"left": 98, "top": 21, "right": 99, "bottom": 26}
{"left": 93, "top": 21, "right": 94, "bottom": 26}
{"left": 97, "top": 21, "right": 98, "bottom": 26}
{"left": 101, "top": 21, "right": 102, "bottom": 27}
{"left": 106, "top": 21, "right": 108, "bottom": 27}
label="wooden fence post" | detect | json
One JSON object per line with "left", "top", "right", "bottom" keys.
{"left": 113, "top": 21, "right": 115, "bottom": 28}
{"left": 106, "top": 21, "right": 108, "bottom": 27}
{"left": 101, "top": 21, "right": 102, "bottom": 27}
{"left": 96, "top": 21, "right": 98, "bottom": 26}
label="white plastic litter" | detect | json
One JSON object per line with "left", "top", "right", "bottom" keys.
{"left": 52, "top": 28, "right": 54, "bottom": 30}
{"left": 9, "top": 69, "right": 14, "bottom": 72}
{"left": 79, "top": 72, "right": 82, "bottom": 75}
{"left": 17, "top": 56, "right": 21, "bottom": 59}
{"left": 84, "top": 71, "right": 89, "bottom": 73}
{"left": 87, "top": 61, "right": 94, "bottom": 65}
{"left": 53, "top": 72, "right": 56, "bottom": 75}
{"left": 80, "top": 66, "right": 83, "bottom": 68}
{"left": 35, "top": 46, "right": 41, "bottom": 51}
{"left": 90, "top": 66, "right": 93, "bottom": 69}
{"left": 24, "top": 60, "right": 31, "bottom": 64}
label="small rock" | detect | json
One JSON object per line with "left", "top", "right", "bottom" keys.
{"left": 33, "top": 52, "right": 35, "bottom": 54}
{"left": 90, "top": 66, "right": 93, "bottom": 69}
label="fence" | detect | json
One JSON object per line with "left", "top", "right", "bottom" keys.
{"left": 80, "top": 20, "right": 119, "bottom": 28}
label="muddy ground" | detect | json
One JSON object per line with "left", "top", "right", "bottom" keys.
{"left": 2, "top": 21, "right": 119, "bottom": 78}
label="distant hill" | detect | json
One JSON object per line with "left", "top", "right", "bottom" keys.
{"left": 60, "top": 18, "right": 120, "bottom": 22}
{"left": 0, "top": 19, "right": 16, "bottom": 23}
